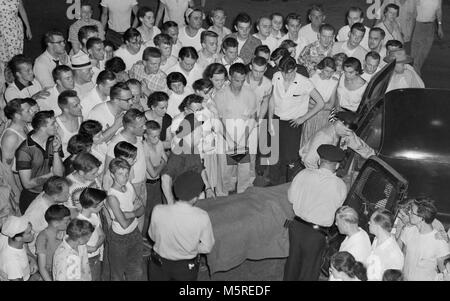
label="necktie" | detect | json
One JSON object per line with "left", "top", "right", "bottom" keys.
{"left": 53, "top": 59, "right": 60, "bottom": 66}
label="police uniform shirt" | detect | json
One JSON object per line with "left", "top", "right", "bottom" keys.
{"left": 288, "top": 167, "right": 347, "bottom": 227}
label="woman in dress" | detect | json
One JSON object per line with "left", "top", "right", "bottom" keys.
{"left": 375, "top": 4, "right": 403, "bottom": 46}
{"left": 336, "top": 57, "right": 367, "bottom": 113}
{"left": 0, "top": 0, "right": 32, "bottom": 68}
{"left": 145, "top": 91, "right": 172, "bottom": 150}
{"left": 300, "top": 57, "right": 339, "bottom": 148}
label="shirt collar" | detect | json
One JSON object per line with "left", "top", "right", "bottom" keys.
{"left": 14, "top": 79, "right": 33, "bottom": 91}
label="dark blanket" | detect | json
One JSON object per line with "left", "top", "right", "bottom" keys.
{"left": 196, "top": 183, "right": 295, "bottom": 274}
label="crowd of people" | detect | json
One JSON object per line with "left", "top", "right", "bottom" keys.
{"left": 0, "top": 0, "right": 446, "bottom": 281}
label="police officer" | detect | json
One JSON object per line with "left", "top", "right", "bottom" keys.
{"left": 148, "top": 170, "right": 215, "bottom": 281}
{"left": 284, "top": 144, "right": 348, "bottom": 281}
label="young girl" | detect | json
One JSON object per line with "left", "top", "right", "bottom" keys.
{"left": 137, "top": 7, "right": 161, "bottom": 47}
{"left": 145, "top": 92, "right": 172, "bottom": 150}
{"left": 166, "top": 71, "right": 193, "bottom": 118}
{"left": 208, "top": 8, "right": 232, "bottom": 46}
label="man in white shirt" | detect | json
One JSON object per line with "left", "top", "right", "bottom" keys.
{"left": 100, "top": 0, "right": 139, "bottom": 48}
{"left": 398, "top": 199, "right": 450, "bottom": 281}
{"left": 337, "top": 7, "right": 370, "bottom": 51}
{"left": 154, "top": 33, "right": 178, "bottom": 73}
{"left": 253, "top": 16, "right": 279, "bottom": 53}
{"left": 368, "top": 27, "right": 387, "bottom": 59}
{"left": 81, "top": 70, "right": 117, "bottom": 119}
{"left": 197, "top": 31, "right": 219, "bottom": 71}
{"left": 162, "top": 21, "right": 183, "bottom": 57}
{"left": 332, "top": 23, "right": 368, "bottom": 65}
{"left": 86, "top": 37, "right": 106, "bottom": 84}
{"left": 361, "top": 51, "right": 381, "bottom": 83}
{"left": 178, "top": 8, "right": 205, "bottom": 50}
{"left": 5, "top": 55, "right": 49, "bottom": 102}
{"left": 38, "top": 65, "right": 74, "bottom": 115}
{"left": 167, "top": 47, "right": 203, "bottom": 89}
{"left": 71, "top": 53, "right": 95, "bottom": 100}
{"left": 299, "top": 5, "right": 326, "bottom": 46}
{"left": 149, "top": 170, "right": 214, "bottom": 281}
{"left": 114, "top": 28, "right": 145, "bottom": 72}
{"left": 34, "top": 30, "right": 71, "bottom": 89}
{"left": 335, "top": 206, "right": 371, "bottom": 263}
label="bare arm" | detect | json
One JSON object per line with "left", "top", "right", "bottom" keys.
{"left": 145, "top": 156, "right": 166, "bottom": 179}
{"left": 155, "top": 2, "right": 165, "bottom": 28}
{"left": 18, "top": 170, "right": 53, "bottom": 190}
{"left": 37, "top": 253, "right": 52, "bottom": 281}
{"left": 106, "top": 195, "right": 134, "bottom": 229}
{"left": 161, "top": 174, "right": 175, "bottom": 204}
{"left": 132, "top": 5, "right": 139, "bottom": 28}
{"left": 1, "top": 133, "right": 19, "bottom": 166}
{"left": 259, "top": 93, "right": 271, "bottom": 120}
{"left": 51, "top": 141, "right": 64, "bottom": 177}
{"left": 101, "top": 6, "right": 109, "bottom": 29}
{"left": 18, "top": 0, "right": 32, "bottom": 40}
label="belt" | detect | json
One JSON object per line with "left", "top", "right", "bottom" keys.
{"left": 151, "top": 250, "right": 200, "bottom": 266}
{"left": 294, "top": 216, "right": 329, "bottom": 236}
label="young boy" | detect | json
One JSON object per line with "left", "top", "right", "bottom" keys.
{"left": 102, "top": 141, "right": 137, "bottom": 190}
{"left": 77, "top": 188, "right": 107, "bottom": 281}
{"left": 219, "top": 37, "right": 244, "bottom": 72}
{"left": 35, "top": 204, "right": 71, "bottom": 281}
{"left": 106, "top": 158, "right": 144, "bottom": 280}
{"left": 197, "top": 31, "right": 220, "bottom": 70}
{"left": 52, "top": 219, "right": 94, "bottom": 281}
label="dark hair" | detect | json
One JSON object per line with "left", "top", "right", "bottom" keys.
{"left": 382, "top": 269, "right": 404, "bottom": 281}
{"left": 221, "top": 37, "right": 238, "bottom": 51}
{"left": 145, "top": 120, "right": 161, "bottom": 131}
{"left": 234, "top": 12, "right": 252, "bottom": 27}
{"left": 254, "top": 45, "right": 270, "bottom": 56}
{"left": 285, "top": 13, "right": 302, "bottom": 26}
{"left": 366, "top": 51, "right": 381, "bottom": 62}
{"left": 113, "top": 141, "right": 137, "bottom": 159}
{"left": 384, "top": 3, "right": 400, "bottom": 17}
{"left": 229, "top": 63, "right": 247, "bottom": 76}
{"left": 161, "top": 21, "right": 179, "bottom": 33}
{"left": 44, "top": 30, "right": 64, "bottom": 45}
{"left": 346, "top": 7, "right": 364, "bottom": 22}
{"left": 270, "top": 47, "right": 290, "bottom": 62}
{"left": 167, "top": 72, "right": 187, "bottom": 88}
{"left": 43, "top": 176, "right": 70, "bottom": 196}
{"left": 72, "top": 151, "right": 101, "bottom": 173}
{"left": 52, "top": 65, "right": 73, "bottom": 83}
{"left": 331, "top": 251, "right": 367, "bottom": 281}
{"left": 58, "top": 89, "right": 78, "bottom": 109}
{"left": 179, "top": 94, "right": 203, "bottom": 112}
{"left": 278, "top": 55, "right": 297, "bottom": 73}
{"left": 203, "top": 63, "right": 228, "bottom": 80}
{"left": 126, "top": 78, "right": 141, "bottom": 89}
{"left": 31, "top": 110, "right": 54, "bottom": 130}
{"left": 105, "top": 57, "right": 126, "bottom": 73}
{"left": 44, "top": 204, "right": 70, "bottom": 223}
{"left": 308, "top": 4, "right": 324, "bottom": 17}
{"left": 148, "top": 91, "right": 169, "bottom": 108}
{"left": 414, "top": 198, "right": 437, "bottom": 224}
{"left": 201, "top": 30, "right": 219, "bottom": 44}
{"left": 96, "top": 70, "right": 116, "bottom": 86}
{"left": 193, "top": 78, "right": 213, "bottom": 92}
{"left": 350, "top": 22, "right": 366, "bottom": 35}
{"left": 143, "top": 46, "right": 162, "bottom": 61}
{"left": 371, "top": 208, "right": 394, "bottom": 232}
{"left": 138, "top": 6, "right": 154, "bottom": 20}
{"left": 103, "top": 40, "right": 116, "bottom": 51}
{"left": 369, "top": 27, "right": 386, "bottom": 39}
{"left": 67, "top": 133, "right": 93, "bottom": 155}
{"left": 23, "top": 97, "right": 37, "bottom": 108}
{"left": 79, "top": 120, "right": 102, "bottom": 137}
{"left": 78, "top": 25, "right": 98, "bottom": 44}
{"left": 279, "top": 39, "right": 297, "bottom": 49}
{"left": 109, "top": 157, "right": 131, "bottom": 174}
{"left": 66, "top": 219, "right": 94, "bottom": 240}
{"left": 123, "top": 108, "right": 145, "bottom": 127}
{"left": 316, "top": 57, "right": 336, "bottom": 71}
{"left": 319, "top": 23, "right": 335, "bottom": 34}
{"left": 4, "top": 98, "right": 25, "bottom": 120}
{"left": 86, "top": 37, "right": 104, "bottom": 51}
{"left": 123, "top": 27, "right": 141, "bottom": 43}
{"left": 8, "top": 54, "right": 33, "bottom": 77}
{"left": 79, "top": 188, "right": 107, "bottom": 209}
{"left": 343, "top": 57, "right": 363, "bottom": 74}
{"left": 386, "top": 39, "right": 403, "bottom": 49}
{"left": 153, "top": 33, "right": 173, "bottom": 46}
{"left": 110, "top": 82, "right": 131, "bottom": 100}
{"left": 333, "top": 52, "right": 348, "bottom": 64}
{"left": 178, "top": 46, "right": 199, "bottom": 60}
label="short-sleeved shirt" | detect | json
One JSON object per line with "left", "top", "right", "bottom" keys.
{"left": 15, "top": 134, "right": 64, "bottom": 193}
{"left": 35, "top": 228, "right": 63, "bottom": 274}
{"left": 4, "top": 79, "right": 42, "bottom": 103}
{"left": 74, "top": 81, "right": 95, "bottom": 100}
{"left": 114, "top": 45, "right": 145, "bottom": 72}
{"left": 299, "top": 23, "right": 320, "bottom": 46}
{"left": 129, "top": 61, "right": 168, "bottom": 94}
{"left": 401, "top": 227, "right": 450, "bottom": 281}
{"left": 366, "top": 236, "right": 404, "bottom": 281}
{"left": 0, "top": 244, "right": 30, "bottom": 281}
{"left": 339, "top": 228, "right": 372, "bottom": 263}
{"left": 53, "top": 239, "right": 91, "bottom": 281}
{"left": 161, "top": 152, "right": 204, "bottom": 182}
{"left": 100, "top": 0, "right": 138, "bottom": 33}
{"left": 271, "top": 71, "right": 315, "bottom": 120}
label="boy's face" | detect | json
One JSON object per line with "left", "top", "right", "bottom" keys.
{"left": 80, "top": 167, "right": 99, "bottom": 182}
{"left": 224, "top": 46, "right": 238, "bottom": 62}
{"left": 17, "top": 223, "right": 34, "bottom": 243}
{"left": 212, "top": 10, "right": 226, "bottom": 27}
{"left": 78, "top": 233, "right": 93, "bottom": 245}
{"left": 145, "top": 128, "right": 161, "bottom": 145}
{"left": 112, "top": 167, "right": 131, "bottom": 186}
{"left": 158, "top": 43, "right": 172, "bottom": 58}
{"left": 202, "top": 36, "right": 218, "bottom": 54}
{"left": 92, "top": 201, "right": 105, "bottom": 214}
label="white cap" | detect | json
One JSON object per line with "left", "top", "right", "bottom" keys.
{"left": 1, "top": 215, "right": 29, "bottom": 238}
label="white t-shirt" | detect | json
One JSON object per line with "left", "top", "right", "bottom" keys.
{"left": 366, "top": 236, "right": 404, "bottom": 281}
{"left": 416, "top": 0, "right": 440, "bottom": 22}
{"left": 114, "top": 46, "right": 145, "bottom": 72}
{"left": 166, "top": 88, "right": 193, "bottom": 118}
{"left": 107, "top": 182, "right": 139, "bottom": 235}
{"left": 272, "top": 71, "right": 315, "bottom": 120}
{"left": 339, "top": 228, "right": 372, "bottom": 263}
{"left": 100, "top": 0, "right": 138, "bottom": 33}
{"left": 161, "top": 0, "right": 190, "bottom": 26}
{"left": 107, "top": 133, "right": 147, "bottom": 183}
{"left": 166, "top": 63, "right": 203, "bottom": 90}
{"left": 310, "top": 72, "right": 339, "bottom": 103}
{"left": 37, "top": 86, "right": 62, "bottom": 115}
{"left": 178, "top": 26, "right": 205, "bottom": 51}
{"left": 337, "top": 25, "right": 370, "bottom": 51}
{"left": 77, "top": 213, "right": 104, "bottom": 259}
{"left": 87, "top": 102, "right": 116, "bottom": 130}
{"left": 299, "top": 23, "right": 320, "bottom": 46}
{"left": 253, "top": 34, "right": 279, "bottom": 53}
{"left": 0, "top": 244, "right": 30, "bottom": 281}
{"left": 401, "top": 227, "right": 450, "bottom": 281}
{"left": 81, "top": 86, "right": 108, "bottom": 119}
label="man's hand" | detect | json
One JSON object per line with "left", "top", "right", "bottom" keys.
{"left": 26, "top": 27, "right": 32, "bottom": 40}
{"left": 32, "top": 89, "right": 50, "bottom": 100}
{"left": 52, "top": 135, "right": 62, "bottom": 152}
{"left": 86, "top": 245, "right": 98, "bottom": 253}
{"left": 289, "top": 116, "right": 306, "bottom": 128}
{"left": 438, "top": 26, "right": 444, "bottom": 40}
{"left": 29, "top": 256, "right": 38, "bottom": 274}
{"left": 205, "top": 188, "right": 216, "bottom": 199}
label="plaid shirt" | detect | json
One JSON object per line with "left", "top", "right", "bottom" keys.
{"left": 298, "top": 41, "right": 334, "bottom": 77}
{"left": 129, "top": 61, "right": 168, "bottom": 94}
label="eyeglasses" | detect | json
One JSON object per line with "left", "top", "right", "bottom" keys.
{"left": 50, "top": 40, "right": 66, "bottom": 45}
{"left": 117, "top": 97, "right": 133, "bottom": 102}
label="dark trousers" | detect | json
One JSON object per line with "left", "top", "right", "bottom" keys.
{"left": 143, "top": 179, "right": 162, "bottom": 239}
{"left": 283, "top": 219, "right": 327, "bottom": 281}
{"left": 88, "top": 254, "right": 102, "bottom": 281}
{"left": 269, "top": 116, "right": 303, "bottom": 185}
{"left": 149, "top": 251, "right": 199, "bottom": 281}
{"left": 108, "top": 228, "right": 144, "bottom": 281}
{"left": 19, "top": 189, "right": 39, "bottom": 214}
{"left": 106, "top": 29, "right": 124, "bottom": 49}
